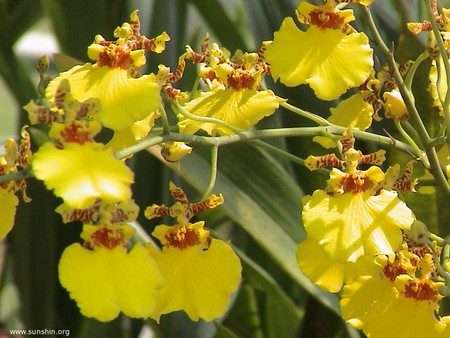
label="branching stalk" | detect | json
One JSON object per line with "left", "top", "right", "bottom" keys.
{"left": 280, "top": 101, "right": 331, "bottom": 126}
{"left": 362, "top": 5, "right": 450, "bottom": 199}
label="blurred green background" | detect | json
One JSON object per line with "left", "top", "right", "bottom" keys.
{"left": 0, "top": 1, "right": 447, "bottom": 337}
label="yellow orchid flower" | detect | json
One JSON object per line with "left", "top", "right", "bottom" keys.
{"left": 59, "top": 224, "right": 163, "bottom": 322}
{"left": 265, "top": 1, "right": 373, "bottom": 100}
{"left": 32, "top": 142, "right": 133, "bottom": 209}
{"left": 148, "top": 221, "right": 241, "bottom": 322}
{"left": 144, "top": 182, "right": 242, "bottom": 322}
{"left": 178, "top": 40, "right": 284, "bottom": 135}
{"left": 45, "top": 11, "right": 168, "bottom": 131}
{"left": 341, "top": 244, "right": 449, "bottom": 337}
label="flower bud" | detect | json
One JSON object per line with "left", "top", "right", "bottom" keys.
{"left": 383, "top": 89, "right": 409, "bottom": 121}
{"left": 36, "top": 55, "right": 50, "bottom": 74}
{"left": 409, "top": 220, "right": 428, "bottom": 246}
{"left": 161, "top": 142, "right": 192, "bottom": 162}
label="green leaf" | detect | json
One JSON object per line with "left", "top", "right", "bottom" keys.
{"left": 221, "top": 284, "right": 264, "bottom": 338}
{"left": 0, "top": 0, "right": 43, "bottom": 44}
{"left": 9, "top": 180, "right": 61, "bottom": 329}
{"left": 187, "top": 0, "right": 248, "bottom": 51}
{"left": 41, "top": 0, "right": 128, "bottom": 61}
{"left": 52, "top": 53, "right": 84, "bottom": 72}
{"left": 233, "top": 247, "right": 304, "bottom": 338}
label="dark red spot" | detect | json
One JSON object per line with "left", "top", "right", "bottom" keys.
{"left": 309, "top": 8, "right": 344, "bottom": 30}
{"left": 60, "top": 121, "right": 93, "bottom": 144}
{"left": 341, "top": 172, "right": 373, "bottom": 194}
{"left": 383, "top": 260, "right": 408, "bottom": 281}
{"left": 165, "top": 227, "right": 201, "bottom": 250}
{"left": 403, "top": 279, "right": 438, "bottom": 302}
{"left": 90, "top": 226, "right": 125, "bottom": 249}
{"left": 97, "top": 48, "right": 133, "bottom": 69}
{"left": 227, "top": 72, "right": 255, "bottom": 90}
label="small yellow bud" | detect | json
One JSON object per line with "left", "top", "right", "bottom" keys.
{"left": 161, "top": 142, "right": 192, "bottom": 162}
{"left": 383, "top": 90, "right": 409, "bottom": 121}
{"left": 409, "top": 220, "right": 428, "bottom": 246}
{"left": 36, "top": 55, "right": 50, "bottom": 74}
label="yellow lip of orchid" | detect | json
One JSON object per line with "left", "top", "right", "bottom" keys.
{"left": 45, "top": 65, "right": 162, "bottom": 131}
{"left": 265, "top": 2, "right": 373, "bottom": 101}
{"left": 148, "top": 221, "right": 242, "bottom": 322}
{"left": 58, "top": 224, "right": 163, "bottom": 322}
{"left": 32, "top": 142, "right": 134, "bottom": 209}
{"left": 328, "top": 93, "right": 375, "bottom": 130}
{"left": 179, "top": 86, "right": 284, "bottom": 135}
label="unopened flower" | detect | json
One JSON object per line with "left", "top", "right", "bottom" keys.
{"left": 160, "top": 141, "right": 193, "bottom": 162}
{"left": 429, "top": 57, "right": 447, "bottom": 117}
{"left": 383, "top": 89, "right": 409, "bottom": 120}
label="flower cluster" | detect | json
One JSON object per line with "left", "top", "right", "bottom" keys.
{"left": 144, "top": 182, "right": 241, "bottom": 322}
{"left": 297, "top": 129, "right": 450, "bottom": 335}
{"left": 341, "top": 233, "right": 450, "bottom": 337}
{"left": 0, "top": 127, "right": 31, "bottom": 239}
{"left": 57, "top": 182, "right": 240, "bottom": 322}
{"left": 19, "top": 11, "right": 243, "bottom": 323}
{"left": 1, "top": 0, "right": 450, "bottom": 336}
{"left": 166, "top": 35, "right": 284, "bottom": 135}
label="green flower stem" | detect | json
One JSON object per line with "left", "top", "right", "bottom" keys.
{"left": 401, "top": 120, "right": 421, "bottom": 145}
{"left": 172, "top": 102, "right": 243, "bottom": 133}
{"left": 114, "top": 125, "right": 414, "bottom": 159}
{"left": 394, "top": 120, "right": 428, "bottom": 166}
{"left": 362, "top": 5, "right": 450, "bottom": 199}
{"left": 0, "top": 125, "right": 417, "bottom": 185}
{"left": 0, "top": 167, "right": 32, "bottom": 184}
{"left": 443, "top": 243, "right": 450, "bottom": 260}
{"left": 427, "top": 240, "right": 450, "bottom": 283}
{"left": 158, "top": 103, "right": 171, "bottom": 134}
{"left": 426, "top": 0, "right": 450, "bottom": 151}
{"left": 280, "top": 101, "right": 330, "bottom": 126}
{"left": 404, "top": 51, "right": 429, "bottom": 90}
{"left": 200, "top": 144, "right": 219, "bottom": 201}
{"left": 429, "top": 232, "right": 445, "bottom": 245}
